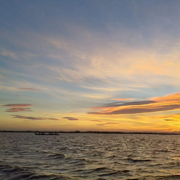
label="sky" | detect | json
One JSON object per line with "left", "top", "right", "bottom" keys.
{"left": 1, "top": 0, "right": 180, "bottom": 132}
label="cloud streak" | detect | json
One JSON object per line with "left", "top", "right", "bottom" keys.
{"left": 164, "top": 119, "right": 174, "bottom": 121}
{"left": 0, "top": 49, "right": 17, "bottom": 59}
{"left": 104, "top": 100, "right": 156, "bottom": 108}
{"left": 12, "top": 115, "right": 59, "bottom": 121}
{"left": 3, "top": 104, "right": 32, "bottom": 112}
{"left": 63, "top": 117, "right": 79, "bottom": 120}
{"left": 19, "top": 88, "right": 39, "bottom": 91}
{"left": 97, "top": 122, "right": 119, "bottom": 126}
{"left": 3, "top": 104, "right": 32, "bottom": 107}
{"left": 112, "top": 98, "right": 136, "bottom": 101}
{"left": 90, "top": 120, "right": 103, "bottom": 122}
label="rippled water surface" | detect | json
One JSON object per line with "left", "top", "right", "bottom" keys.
{"left": 1, "top": 133, "right": 180, "bottom": 180}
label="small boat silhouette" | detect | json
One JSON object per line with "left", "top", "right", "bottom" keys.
{"left": 34, "top": 131, "right": 59, "bottom": 135}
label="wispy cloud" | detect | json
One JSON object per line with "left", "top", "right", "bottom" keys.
{"left": 6, "top": 108, "right": 32, "bottom": 112}
{"left": 0, "top": 49, "right": 17, "bottom": 59}
{"left": 3, "top": 104, "right": 32, "bottom": 107}
{"left": 97, "top": 122, "right": 119, "bottom": 126}
{"left": 63, "top": 117, "right": 78, "bottom": 120}
{"left": 90, "top": 120, "right": 102, "bottom": 122}
{"left": 18, "top": 88, "right": 39, "bottom": 91}
{"left": 3, "top": 104, "right": 32, "bottom": 112}
{"left": 88, "top": 92, "right": 180, "bottom": 115}
{"left": 15, "top": 95, "right": 22, "bottom": 97}
{"left": 12, "top": 115, "right": 58, "bottom": 121}
{"left": 164, "top": 119, "right": 174, "bottom": 121}
{"left": 160, "top": 113, "right": 180, "bottom": 122}
{"left": 112, "top": 98, "right": 136, "bottom": 101}
{"left": 91, "top": 100, "right": 156, "bottom": 109}
{"left": 3, "top": 24, "right": 180, "bottom": 88}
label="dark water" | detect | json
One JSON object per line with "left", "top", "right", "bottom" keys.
{"left": 1, "top": 133, "right": 180, "bottom": 180}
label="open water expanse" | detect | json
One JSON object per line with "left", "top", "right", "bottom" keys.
{"left": 1, "top": 133, "right": 180, "bottom": 180}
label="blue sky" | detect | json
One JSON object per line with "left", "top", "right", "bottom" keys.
{"left": 1, "top": 0, "right": 180, "bottom": 131}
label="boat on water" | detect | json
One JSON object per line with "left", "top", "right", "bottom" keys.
{"left": 34, "top": 131, "right": 59, "bottom": 135}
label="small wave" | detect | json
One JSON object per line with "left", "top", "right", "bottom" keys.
{"left": 9, "top": 172, "right": 36, "bottom": 180}
{"left": 126, "top": 158, "right": 151, "bottom": 163}
{"left": 59, "top": 147, "right": 69, "bottom": 151}
{"left": 141, "top": 175, "right": 180, "bottom": 180}
{"left": 67, "top": 158, "right": 91, "bottom": 165}
{"left": 48, "top": 153, "right": 65, "bottom": 159}
{"left": 155, "top": 149, "right": 172, "bottom": 153}
{"left": 29, "top": 174, "right": 70, "bottom": 180}
{"left": 158, "top": 175, "right": 180, "bottom": 179}
{"left": 107, "top": 154, "right": 117, "bottom": 159}
{"left": 0, "top": 164, "right": 29, "bottom": 174}
{"left": 0, "top": 164, "right": 35, "bottom": 180}
{"left": 0, "top": 164, "right": 73, "bottom": 180}
{"left": 92, "top": 167, "right": 109, "bottom": 172}
{"left": 98, "top": 169, "right": 130, "bottom": 177}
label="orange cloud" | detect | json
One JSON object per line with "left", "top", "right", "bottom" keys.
{"left": 151, "top": 92, "right": 180, "bottom": 102}
{"left": 88, "top": 92, "right": 180, "bottom": 115}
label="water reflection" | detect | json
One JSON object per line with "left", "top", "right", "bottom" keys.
{"left": 0, "top": 133, "right": 180, "bottom": 179}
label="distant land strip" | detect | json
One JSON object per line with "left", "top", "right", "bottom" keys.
{"left": 0, "top": 130, "right": 180, "bottom": 135}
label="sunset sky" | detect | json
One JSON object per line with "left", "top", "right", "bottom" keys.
{"left": 1, "top": 0, "right": 180, "bottom": 132}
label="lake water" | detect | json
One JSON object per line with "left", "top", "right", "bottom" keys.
{"left": 1, "top": 133, "right": 180, "bottom": 180}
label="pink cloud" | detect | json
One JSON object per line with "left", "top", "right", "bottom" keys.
{"left": 3, "top": 104, "right": 32, "bottom": 112}
{"left": 7, "top": 108, "right": 32, "bottom": 112}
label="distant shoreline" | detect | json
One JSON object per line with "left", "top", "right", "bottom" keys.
{"left": 0, "top": 130, "right": 180, "bottom": 135}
